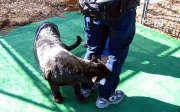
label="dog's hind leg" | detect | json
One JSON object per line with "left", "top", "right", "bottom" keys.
{"left": 73, "top": 84, "right": 86, "bottom": 103}
{"left": 49, "top": 83, "right": 63, "bottom": 103}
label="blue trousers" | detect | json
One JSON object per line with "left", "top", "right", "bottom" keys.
{"left": 102, "top": 38, "right": 109, "bottom": 57}
{"left": 81, "top": 7, "right": 136, "bottom": 99}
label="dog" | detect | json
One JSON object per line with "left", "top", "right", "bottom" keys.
{"left": 33, "top": 22, "right": 110, "bottom": 103}
{"left": 64, "top": 0, "right": 81, "bottom": 11}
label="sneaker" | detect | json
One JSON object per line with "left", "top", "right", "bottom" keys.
{"left": 81, "top": 89, "right": 92, "bottom": 98}
{"left": 81, "top": 83, "right": 99, "bottom": 98}
{"left": 96, "top": 90, "right": 124, "bottom": 108}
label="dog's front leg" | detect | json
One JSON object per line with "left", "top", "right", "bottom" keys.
{"left": 73, "top": 84, "right": 86, "bottom": 103}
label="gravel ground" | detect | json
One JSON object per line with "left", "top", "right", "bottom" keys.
{"left": 0, "top": 0, "right": 179, "bottom": 39}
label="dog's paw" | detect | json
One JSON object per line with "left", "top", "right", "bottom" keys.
{"left": 54, "top": 97, "right": 63, "bottom": 103}
{"left": 75, "top": 94, "right": 86, "bottom": 104}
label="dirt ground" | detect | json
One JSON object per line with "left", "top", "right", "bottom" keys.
{"left": 136, "top": 0, "right": 180, "bottom": 39}
{"left": 0, "top": 0, "right": 179, "bottom": 39}
{"left": 0, "top": 0, "right": 66, "bottom": 34}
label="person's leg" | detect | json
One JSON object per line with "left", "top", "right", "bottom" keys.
{"left": 81, "top": 16, "right": 109, "bottom": 90}
{"left": 102, "top": 37, "right": 109, "bottom": 57}
{"left": 82, "top": 36, "right": 109, "bottom": 56}
{"left": 101, "top": 37, "right": 109, "bottom": 64}
{"left": 96, "top": 7, "right": 136, "bottom": 108}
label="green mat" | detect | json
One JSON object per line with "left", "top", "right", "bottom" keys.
{"left": 0, "top": 11, "right": 180, "bottom": 112}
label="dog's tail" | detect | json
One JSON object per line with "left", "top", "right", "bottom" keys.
{"left": 63, "top": 36, "right": 82, "bottom": 51}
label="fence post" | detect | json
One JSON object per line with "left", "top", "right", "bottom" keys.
{"left": 141, "top": 0, "right": 149, "bottom": 24}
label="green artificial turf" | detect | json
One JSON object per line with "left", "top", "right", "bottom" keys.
{"left": 0, "top": 11, "right": 180, "bottom": 112}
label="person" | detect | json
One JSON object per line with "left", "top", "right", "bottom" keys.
{"left": 80, "top": 0, "right": 140, "bottom": 108}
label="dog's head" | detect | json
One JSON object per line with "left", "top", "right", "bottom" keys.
{"left": 83, "top": 55, "right": 111, "bottom": 83}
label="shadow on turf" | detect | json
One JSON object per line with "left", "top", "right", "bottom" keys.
{"left": 0, "top": 40, "right": 62, "bottom": 111}
{"left": 122, "top": 34, "right": 180, "bottom": 79}
{"left": 0, "top": 89, "right": 179, "bottom": 112}
{"left": 121, "top": 95, "right": 180, "bottom": 112}
{"left": 0, "top": 90, "right": 54, "bottom": 110}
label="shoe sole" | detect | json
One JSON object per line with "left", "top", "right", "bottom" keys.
{"left": 95, "top": 93, "right": 124, "bottom": 108}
